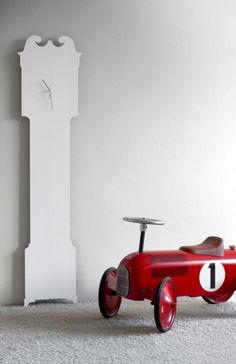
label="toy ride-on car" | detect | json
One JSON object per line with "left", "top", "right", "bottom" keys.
{"left": 98, "top": 217, "right": 236, "bottom": 332}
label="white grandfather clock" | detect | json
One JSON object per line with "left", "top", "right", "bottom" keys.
{"left": 19, "top": 35, "right": 81, "bottom": 305}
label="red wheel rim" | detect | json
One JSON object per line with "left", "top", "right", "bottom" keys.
{"left": 103, "top": 269, "right": 121, "bottom": 317}
{"left": 203, "top": 291, "right": 234, "bottom": 304}
{"left": 159, "top": 280, "right": 176, "bottom": 331}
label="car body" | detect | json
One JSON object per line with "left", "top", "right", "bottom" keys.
{"left": 116, "top": 248, "right": 236, "bottom": 302}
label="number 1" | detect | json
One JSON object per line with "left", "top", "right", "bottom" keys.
{"left": 208, "top": 263, "right": 216, "bottom": 289}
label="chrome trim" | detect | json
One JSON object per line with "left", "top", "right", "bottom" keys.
{"left": 116, "top": 266, "right": 129, "bottom": 297}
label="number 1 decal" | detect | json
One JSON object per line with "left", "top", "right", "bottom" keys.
{"left": 208, "top": 263, "right": 216, "bottom": 289}
{"left": 199, "top": 261, "right": 225, "bottom": 292}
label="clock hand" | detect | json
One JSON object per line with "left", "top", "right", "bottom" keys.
{"left": 42, "top": 79, "right": 53, "bottom": 110}
{"left": 49, "top": 92, "right": 53, "bottom": 111}
{"left": 42, "top": 79, "right": 51, "bottom": 92}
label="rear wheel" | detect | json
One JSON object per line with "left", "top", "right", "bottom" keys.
{"left": 98, "top": 267, "right": 122, "bottom": 318}
{"left": 202, "top": 291, "right": 234, "bottom": 304}
{"left": 154, "top": 277, "right": 177, "bottom": 333}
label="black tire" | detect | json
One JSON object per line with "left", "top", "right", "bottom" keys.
{"left": 154, "top": 277, "right": 177, "bottom": 333}
{"left": 202, "top": 296, "right": 216, "bottom": 304}
{"left": 202, "top": 291, "right": 234, "bottom": 304}
{"left": 98, "top": 267, "right": 122, "bottom": 319}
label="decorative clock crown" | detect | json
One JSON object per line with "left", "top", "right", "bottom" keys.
{"left": 19, "top": 35, "right": 81, "bottom": 118}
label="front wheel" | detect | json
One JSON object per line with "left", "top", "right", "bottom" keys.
{"left": 154, "top": 277, "right": 177, "bottom": 333}
{"left": 202, "top": 291, "right": 234, "bottom": 304}
{"left": 98, "top": 267, "right": 122, "bottom": 318}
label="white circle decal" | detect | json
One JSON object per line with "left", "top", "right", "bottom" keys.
{"left": 199, "top": 261, "right": 225, "bottom": 292}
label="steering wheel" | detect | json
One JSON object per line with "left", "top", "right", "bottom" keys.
{"left": 123, "top": 217, "right": 165, "bottom": 253}
{"left": 123, "top": 217, "right": 165, "bottom": 226}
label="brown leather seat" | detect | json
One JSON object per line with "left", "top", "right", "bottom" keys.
{"left": 179, "top": 236, "right": 224, "bottom": 257}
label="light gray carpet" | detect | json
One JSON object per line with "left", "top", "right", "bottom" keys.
{"left": 0, "top": 297, "right": 235, "bottom": 363}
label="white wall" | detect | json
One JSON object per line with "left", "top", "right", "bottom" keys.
{"left": 0, "top": 0, "right": 236, "bottom": 304}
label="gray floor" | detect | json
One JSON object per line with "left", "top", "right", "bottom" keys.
{"left": 0, "top": 297, "right": 235, "bottom": 363}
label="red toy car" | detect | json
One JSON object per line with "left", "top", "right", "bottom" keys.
{"left": 98, "top": 217, "right": 236, "bottom": 332}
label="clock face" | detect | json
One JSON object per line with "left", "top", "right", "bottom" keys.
{"left": 19, "top": 36, "right": 81, "bottom": 118}
{"left": 22, "top": 68, "right": 53, "bottom": 114}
